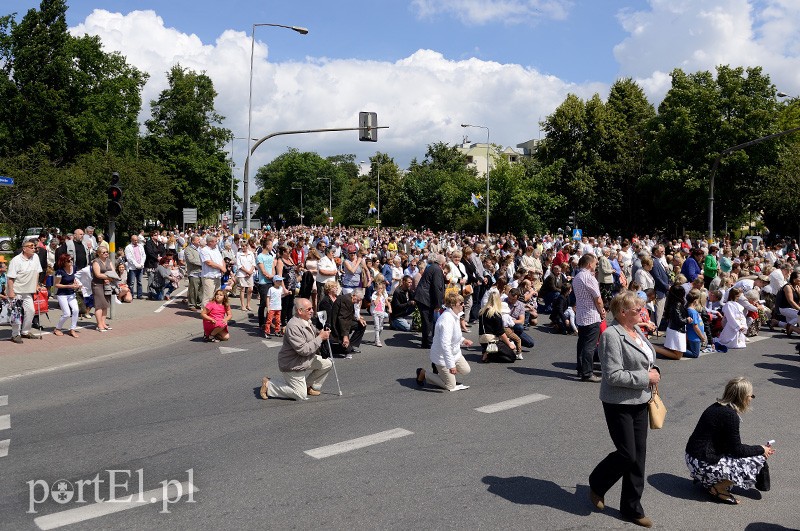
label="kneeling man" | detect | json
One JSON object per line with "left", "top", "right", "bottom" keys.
{"left": 260, "top": 298, "right": 332, "bottom": 400}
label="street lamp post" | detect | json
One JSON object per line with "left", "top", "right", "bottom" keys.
{"left": 317, "top": 177, "right": 332, "bottom": 226}
{"left": 292, "top": 185, "right": 304, "bottom": 225}
{"left": 245, "top": 22, "right": 308, "bottom": 234}
{"left": 461, "top": 124, "right": 490, "bottom": 238}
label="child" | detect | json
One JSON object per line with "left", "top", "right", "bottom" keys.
{"left": 201, "top": 289, "right": 231, "bottom": 342}
{"left": 706, "top": 289, "right": 724, "bottom": 340}
{"left": 501, "top": 301, "right": 523, "bottom": 359}
{"left": 370, "top": 273, "right": 391, "bottom": 347}
{"left": 654, "top": 283, "right": 692, "bottom": 360}
{"left": 265, "top": 275, "right": 288, "bottom": 338}
{"left": 683, "top": 289, "right": 706, "bottom": 358}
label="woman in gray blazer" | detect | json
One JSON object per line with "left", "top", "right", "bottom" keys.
{"left": 588, "top": 291, "right": 661, "bottom": 528}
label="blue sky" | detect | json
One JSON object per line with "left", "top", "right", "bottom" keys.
{"left": 5, "top": 1, "right": 800, "bottom": 190}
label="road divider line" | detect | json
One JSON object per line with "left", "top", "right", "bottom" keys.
{"left": 0, "top": 395, "right": 7, "bottom": 406}
{"left": 0, "top": 439, "right": 8, "bottom": 457}
{"left": 155, "top": 288, "right": 188, "bottom": 313}
{"left": 304, "top": 428, "right": 413, "bottom": 459}
{"left": 33, "top": 481, "right": 198, "bottom": 530}
{"left": 262, "top": 339, "right": 283, "bottom": 348}
{"left": 475, "top": 393, "right": 550, "bottom": 414}
{"left": 218, "top": 346, "right": 248, "bottom": 354}
{"left": 0, "top": 414, "right": 9, "bottom": 431}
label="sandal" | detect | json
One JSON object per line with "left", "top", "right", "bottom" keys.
{"left": 53, "top": 329, "right": 64, "bottom": 336}
{"left": 708, "top": 486, "right": 738, "bottom": 505}
{"left": 67, "top": 330, "right": 79, "bottom": 338}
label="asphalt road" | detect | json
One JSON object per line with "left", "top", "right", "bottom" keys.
{"left": 0, "top": 309, "right": 798, "bottom": 530}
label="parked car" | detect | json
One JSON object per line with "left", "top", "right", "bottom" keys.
{"left": 0, "top": 235, "right": 11, "bottom": 251}
{"left": 23, "top": 227, "right": 44, "bottom": 243}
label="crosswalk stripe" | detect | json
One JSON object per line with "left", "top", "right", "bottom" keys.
{"left": 154, "top": 288, "right": 188, "bottom": 313}
{"left": 0, "top": 414, "right": 9, "bottom": 431}
{"left": 0, "top": 395, "right": 7, "bottom": 407}
{"left": 304, "top": 428, "right": 413, "bottom": 459}
{"left": 475, "top": 393, "right": 550, "bottom": 413}
{"left": 0, "top": 439, "right": 8, "bottom": 457}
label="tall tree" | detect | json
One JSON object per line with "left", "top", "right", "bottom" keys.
{"left": 143, "top": 65, "right": 232, "bottom": 222}
{"left": 0, "top": 0, "right": 146, "bottom": 162}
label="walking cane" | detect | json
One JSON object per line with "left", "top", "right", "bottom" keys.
{"left": 317, "top": 310, "right": 343, "bottom": 396}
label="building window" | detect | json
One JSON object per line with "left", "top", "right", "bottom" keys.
{"left": 466, "top": 156, "right": 473, "bottom": 164}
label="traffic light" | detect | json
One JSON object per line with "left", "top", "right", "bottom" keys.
{"left": 107, "top": 172, "right": 122, "bottom": 217}
{"left": 568, "top": 211, "right": 576, "bottom": 227}
{"left": 359, "top": 111, "right": 378, "bottom": 142}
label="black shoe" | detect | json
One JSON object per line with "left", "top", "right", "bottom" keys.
{"left": 415, "top": 368, "right": 425, "bottom": 386}
{"left": 431, "top": 362, "right": 438, "bottom": 374}
{"left": 581, "top": 375, "right": 602, "bottom": 383}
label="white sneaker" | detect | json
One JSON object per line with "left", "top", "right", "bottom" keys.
{"left": 516, "top": 353, "right": 524, "bottom": 360}
{"left": 449, "top": 384, "right": 470, "bottom": 391}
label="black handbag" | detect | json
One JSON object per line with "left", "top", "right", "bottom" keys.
{"left": 755, "top": 462, "right": 771, "bottom": 492}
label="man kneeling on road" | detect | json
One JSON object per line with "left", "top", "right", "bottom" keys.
{"left": 260, "top": 298, "right": 332, "bottom": 401}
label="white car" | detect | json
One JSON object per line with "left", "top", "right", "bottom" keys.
{"left": 0, "top": 235, "right": 11, "bottom": 251}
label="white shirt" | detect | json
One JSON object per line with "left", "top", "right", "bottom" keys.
{"left": 316, "top": 255, "right": 337, "bottom": 285}
{"left": 200, "top": 246, "right": 223, "bottom": 279}
{"left": 428, "top": 308, "right": 464, "bottom": 369}
{"left": 7, "top": 252, "right": 43, "bottom": 293}
{"left": 236, "top": 250, "right": 256, "bottom": 278}
{"left": 764, "top": 269, "right": 785, "bottom": 295}
{"left": 124, "top": 243, "right": 146, "bottom": 269}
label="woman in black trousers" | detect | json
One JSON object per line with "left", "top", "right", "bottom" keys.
{"left": 589, "top": 291, "right": 660, "bottom": 528}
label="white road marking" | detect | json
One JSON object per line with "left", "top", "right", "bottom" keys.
{"left": 0, "top": 395, "right": 7, "bottom": 406}
{"left": 154, "top": 288, "right": 188, "bottom": 313}
{"left": 304, "top": 428, "right": 413, "bottom": 459}
{"left": 0, "top": 414, "right": 9, "bottom": 431}
{"left": 475, "top": 393, "right": 550, "bottom": 414}
{"left": 262, "top": 339, "right": 283, "bottom": 348}
{"left": 218, "top": 346, "right": 247, "bottom": 354}
{"left": 0, "top": 439, "right": 8, "bottom": 457}
{"left": 33, "top": 481, "right": 198, "bottom": 530}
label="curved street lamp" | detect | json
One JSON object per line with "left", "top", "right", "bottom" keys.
{"left": 245, "top": 23, "right": 308, "bottom": 233}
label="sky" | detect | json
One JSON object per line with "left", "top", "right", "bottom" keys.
{"left": 5, "top": 0, "right": 800, "bottom": 196}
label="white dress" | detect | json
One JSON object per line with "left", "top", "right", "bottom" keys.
{"left": 718, "top": 301, "right": 747, "bottom": 349}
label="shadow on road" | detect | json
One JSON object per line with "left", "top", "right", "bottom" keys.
{"left": 754, "top": 361, "right": 800, "bottom": 389}
{"left": 647, "top": 472, "right": 709, "bottom": 502}
{"left": 744, "top": 524, "right": 796, "bottom": 530}
{"left": 508, "top": 365, "right": 575, "bottom": 381}
{"left": 481, "top": 476, "right": 592, "bottom": 516}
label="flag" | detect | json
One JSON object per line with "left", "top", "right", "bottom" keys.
{"left": 471, "top": 193, "right": 482, "bottom": 207}
{"left": 323, "top": 208, "right": 329, "bottom": 215}
{"left": 368, "top": 202, "right": 377, "bottom": 214}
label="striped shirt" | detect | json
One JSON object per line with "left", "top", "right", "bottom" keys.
{"left": 573, "top": 268, "right": 601, "bottom": 326}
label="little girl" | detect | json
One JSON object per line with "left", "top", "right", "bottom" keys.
{"left": 683, "top": 289, "right": 706, "bottom": 358}
{"left": 266, "top": 276, "right": 289, "bottom": 338}
{"left": 201, "top": 289, "right": 231, "bottom": 342}
{"left": 654, "top": 283, "right": 692, "bottom": 360}
{"left": 370, "top": 274, "right": 391, "bottom": 347}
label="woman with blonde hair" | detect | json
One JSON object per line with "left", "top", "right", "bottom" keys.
{"left": 477, "top": 290, "right": 517, "bottom": 363}
{"left": 685, "top": 377, "right": 775, "bottom": 504}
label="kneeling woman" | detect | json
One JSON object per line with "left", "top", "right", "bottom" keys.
{"left": 202, "top": 289, "right": 232, "bottom": 342}
{"left": 415, "top": 291, "right": 473, "bottom": 390}
{"left": 685, "top": 377, "right": 775, "bottom": 504}
{"left": 477, "top": 291, "right": 517, "bottom": 362}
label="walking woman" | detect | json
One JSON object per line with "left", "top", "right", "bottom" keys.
{"left": 91, "top": 247, "right": 114, "bottom": 332}
{"left": 685, "top": 377, "right": 775, "bottom": 504}
{"left": 52, "top": 254, "right": 80, "bottom": 337}
{"left": 589, "top": 291, "right": 660, "bottom": 528}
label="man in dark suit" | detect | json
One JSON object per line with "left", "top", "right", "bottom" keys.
{"left": 650, "top": 245, "right": 671, "bottom": 329}
{"left": 329, "top": 288, "right": 366, "bottom": 358}
{"left": 413, "top": 253, "right": 446, "bottom": 348}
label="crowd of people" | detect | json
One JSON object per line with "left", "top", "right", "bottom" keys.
{"left": 2, "top": 224, "right": 793, "bottom": 526}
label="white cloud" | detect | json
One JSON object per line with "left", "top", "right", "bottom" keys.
{"left": 411, "top": 0, "right": 572, "bottom": 25}
{"left": 615, "top": 0, "right": 800, "bottom": 102}
{"left": 70, "top": 9, "right": 591, "bottom": 185}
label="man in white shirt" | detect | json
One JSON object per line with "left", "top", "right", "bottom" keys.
{"left": 7, "top": 241, "right": 44, "bottom": 343}
{"left": 124, "top": 235, "right": 146, "bottom": 299}
{"left": 83, "top": 226, "right": 98, "bottom": 259}
{"left": 199, "top": 235, "right": 225, "bottom": 305}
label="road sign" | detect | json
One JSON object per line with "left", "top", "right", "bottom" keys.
{"left": 0, "top": 176, "right": 14, "bottom": 186}
{"left": 376, "top": 219, "right": 382, "bottom": 225}
{"left": 183, "top": 208, "right": 198, "bottom": 224}
{"left": 572, "top": 228, "right": 582, "bottom": 241}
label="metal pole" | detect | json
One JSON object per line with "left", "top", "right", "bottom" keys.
{"left": 108, "top": 219, "right": 115, "bottom": 320}
{"left": 461, "top": 124, "right": 490, "bottom": 238}
{"left": 377, "top": 163, "right": 380, "bottom": 223}
{"left": 244, "top": 23, "right": 308, "bottom": 235}
{"left": 328, "top": 178, "right": 332, "bottom": 226}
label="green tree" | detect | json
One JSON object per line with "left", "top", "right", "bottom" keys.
{"left": 143, "top": 65, "right": 231, "bottom": 222}
{"left": 0, "top": 0, "right": 146, "bottom": 162}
